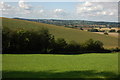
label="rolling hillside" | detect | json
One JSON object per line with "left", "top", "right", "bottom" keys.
{"left": 2, "top": 17, "right": 118, "bottom": 48}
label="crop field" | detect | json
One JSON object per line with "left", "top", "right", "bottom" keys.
{"left": 93, "top": 32, "right": 119, "bottom": 38}
{"left": 2, "top": 53, "right": 118, "bottom": 78}
{"left": 2, "top": 17, "right": 118, "bottom": 48}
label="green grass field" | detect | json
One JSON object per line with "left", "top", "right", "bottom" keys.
{"left": 2, "top": 53, "right": 118, "bottom": 78}
{"left": 2, "top": 17, "right": 118, "bottom": 48}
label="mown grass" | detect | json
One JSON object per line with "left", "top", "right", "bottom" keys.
{"left": 2, "top": 53, "right": 118, "bottom": 78}
{"left": 2, "top": 17, "right": 118, "bottom": 48}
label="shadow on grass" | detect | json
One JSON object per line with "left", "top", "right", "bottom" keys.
{"left": 2, "top": 70, "right": 119, "bottom": 79}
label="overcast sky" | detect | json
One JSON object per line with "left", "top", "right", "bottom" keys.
{"left": 0, "top": 0, "right": 119, "bottom": 22}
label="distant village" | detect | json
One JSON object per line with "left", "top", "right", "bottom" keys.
{"left": 65, "top": 24, "right": 120, "bottom": 35}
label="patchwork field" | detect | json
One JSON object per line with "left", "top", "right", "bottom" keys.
{"left": 2, "top": 53, "right": 118, "bottom": 78}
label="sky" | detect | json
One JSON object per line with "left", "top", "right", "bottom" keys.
{"left": 0, "top": 0, "right": 119, "bottom": 22}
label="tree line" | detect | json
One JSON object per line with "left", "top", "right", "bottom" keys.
{"left": 3, "top": 27, "right": 111, "bottom": 54}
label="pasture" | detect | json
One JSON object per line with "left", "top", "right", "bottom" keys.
{"left": 2, "top": 53, "right": 118, "bottom": 78}
{"left": 93, "top": 32, "right": 119, "bottom": 38}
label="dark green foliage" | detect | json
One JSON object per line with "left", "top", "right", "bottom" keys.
{"left": 111, "top": 47, "right": 120, "bottom": 52}
{"left": 2, "top": 27, "right": 11, "bottom": 52}
{"left": 9, "top": 30, "right": 30, "bottom": 52}
{"left": 104, "top": 32, "right": 109, "bottom": 35}
{"left": 51, "top": 38, "right": 68, "bottom": 53}
{"left": 2, "top": 28, "right": 54, "bottom": 53}
{"left": 117, "top": 30, "right": 120, "bottom": 33}
{"left": 109, "top": 29, "right": 116, "bottom": 32}
{"left": 66, "top": 41, "right": 82, "bottom": 52}
{"left": 3, "top": 27, "right": 107, "bottom": 54}
{"left": 99, "top": 30, "right": 105, "bottom": 32}
{"left": 88, "top": 29, "right": 99, "bottom": 32}
{"left": 84, "top": 39, "right": 104, "bottom": 52}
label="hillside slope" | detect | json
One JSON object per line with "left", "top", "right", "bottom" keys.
{"left": 2, "top": 17, "right": 118, "bottom": 48}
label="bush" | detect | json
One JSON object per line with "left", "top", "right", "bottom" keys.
{"left": 66, "top": 41, "right": 81, "bottom": 52}
{"left": 117, "top": 30, "right": 120, "bottom": 33}
{"left": 88, "top": 29, "right": 99, "bottom": 32}
{"left": 2, "top": 27, "right": 11, "bottom": 52}
{"left": 104, "top": 32, "right": 109, "bottom": 35}
{"left": 84, "top": 39, "right": 104, "bottom": 52}
{"left": 109, "top": 29, "right": 116, "bottom": 32}
{"left": 111, "top": 47, "right": 120, "bottom": 52}
{"left": 52, "top": 38, "right": 68, "bottom": 53}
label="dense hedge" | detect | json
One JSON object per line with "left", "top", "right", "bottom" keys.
{"left": 2, "top": 27, "right": 110, "bottom": 54}
{"left": 88, "top": 29, "right": 99, "bottom": 32}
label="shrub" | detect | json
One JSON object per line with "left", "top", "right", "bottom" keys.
{"left": 66, "top": 41, "right": 81, "bottom": 52}
{"left": 99, "top": 30, "right": 105, "bottom": 32}
{"left": 84, "top": 39, "right": 104, "bottom": 52}
{"left": 88, "top": 29, "right": 99, "bottom": 32}
{"left": 109, "top": 29, "right": 116, "bottom": 32}
{"left": 104, "top": 32, "right": 109, "bottom": 35}
{"left": 52, "top": 38, "right": 68, "bottom": 53}
{"left": 2, "top": 27, "right": 11, "bottom": 52}
{"left": 117, "top": 30, "right": 120, "bottom": 33}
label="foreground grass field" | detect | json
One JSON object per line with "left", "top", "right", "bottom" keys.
{"left": 2, "top": 17, "right": 118, "bottom": 48}
{"left": 2, "top": 53, "right": 118, "bottom": 78}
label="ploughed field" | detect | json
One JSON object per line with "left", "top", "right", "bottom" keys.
{"left": 2, "top": 53, "right": 118, "bottom": 78}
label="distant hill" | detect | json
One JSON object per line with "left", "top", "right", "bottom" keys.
{"left": 14, "top": 18, "right": 119, "bottom": 28}
{"left": 2, "top": 17, "right": 118, "bottom": 48}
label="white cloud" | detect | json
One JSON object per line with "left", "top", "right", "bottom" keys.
{"left": 54, "top": 9, "right": 64, "bottom": 13}
{"left": 18, "top": 0, "right": 31, "bottom": 10}
{"left": 109, "top": 12, "right": 114, "bottom": 15}
{"left": 1, "top": 0, "right": 119, "bottom": 2}
{"left": 18, "top": 0, "right": 33, "bottom": 15}
{"left": 0, "top": 1, "right": 33, "bottom": 17}
{"left": 97, "top": 11, "right": 107, "bottom": 15}
{"left": 97, "top": 11, "right": 115, "bottom": 16}
{"left": 39, "top": 9, "right": 44, "bottom": 13}
{"left": 84, "top": 1, "right": 92, "bottom": 7}
{"left": 76, "top": 2, "right": 103, "bottom": 14}
{"left": 1, "top": 1, "right": 118, "bottom": 22}
{"left": 0, "top": 1, "right": 12, "bottom": 11}
{"left": 76, "top": 2, "right": 117, "bottom": 17}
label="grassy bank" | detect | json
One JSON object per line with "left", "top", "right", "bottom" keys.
{"left": 2, "top": 53, "right": 118, "bottom": 78}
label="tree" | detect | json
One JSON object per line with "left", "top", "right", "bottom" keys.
{"left": 67, "top": 41, "right": 81, "bottom": 52}
{"left": 3, "top": 28, "right": 55, "bottom": 54}
{"left": 2, "top": 27, "right": 11, "bottom": 52}
{"left": 84, "top": 39, "right": 104, "bottom": 52}
{"left": 53, "top": 38, "right": 68, "bottom": 53}
{"left": 9, "top": 29, "right": 31, "bottom": 53}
